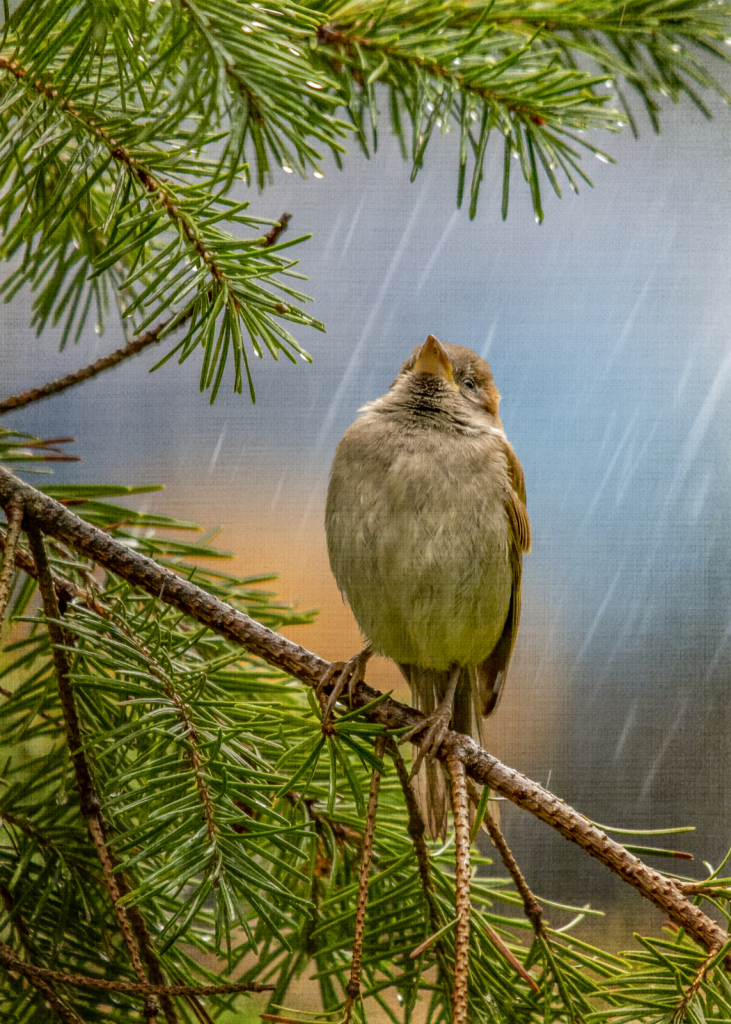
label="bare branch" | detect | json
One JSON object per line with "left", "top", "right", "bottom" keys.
{"left": 447, "top": 757, "right": 470, "bottom": 1024}
{"left": 344, "top": 735, "right": 386, "bottom": 1023}
{"left": 0, "top": 313, "right": 192, "bottom": 416}
{"left": 261, "top": 213, "right": 292, "bottom": 248}
{"left": 0, "top": 467, "right": 729, "bottom": 965}
{"left": 482, "top": 807, "right": 545, "bottom": 937}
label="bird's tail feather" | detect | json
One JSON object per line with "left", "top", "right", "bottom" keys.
{"left": 401, "top": 665, "right": 486, "bottom": 841}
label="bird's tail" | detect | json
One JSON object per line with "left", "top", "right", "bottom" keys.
{"left": 401, "top": 665, "right": 485, "bottom": 841}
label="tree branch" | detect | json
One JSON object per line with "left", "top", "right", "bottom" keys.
{"left": 0, "top": 313, "right": 193, "bottom": 417}
{"left": 0, "top": 941, "right": 275, "bottom": 997}
{"left": 0, "top": 466, "right": 729, "bottom": 966}
{"left": 0, "top": 500, "right": 23, "bottom": 625}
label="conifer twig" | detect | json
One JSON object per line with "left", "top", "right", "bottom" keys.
{"left": 344, "top": 735, "right": 386, "bottom": 1023}
{"left": 0, "top": 500, "right": 23, "bottom": 627}
{"left": 24, "top": 525, "right": 166, "bottom": 1024}
{"left": 0, "top": 942, "right": 275, "bottom": 997}
{"left": 482, "top": 807, "right": 545, "bottom": 937}
{"left": 1, "top": 468, "right": 729, "bottom": 966}
{"left": 0, "top": 312, "right": 193, "bottom": 416}
{"left": 387, "top": 740, "right": 441, "bottom": 933}
{"left": 261, "top": 213, "right": 291, "bottom": 248}
{"left": 447, "top": 756, "right": 470, "bottom": 1024}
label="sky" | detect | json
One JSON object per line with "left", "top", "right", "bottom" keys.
{"left": 3, "top": 79, "right": 731, "bottom": 925}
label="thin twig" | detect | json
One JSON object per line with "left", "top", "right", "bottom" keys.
{"left": 1, "top": 469, "right": 729, "bottom": 965}
{"left": 2, "top": 955, "right": 86, "bottom": 1024}
{"left": 0, "top": 500, "right": 23, "bottom": 626}
{"left": 344, "top": 735, "right": 386, "bottom": 1023}
{"left": 24, "top": 525, "right": 164, "bottom": 1024}
{"left": 482, "top": 808, "right": 545, "bottom": 937}
{"left": 0, "top": 313, "right": 193, "bottom": 416}
{"left": 672, "top": 943, "right": 721, "bottom": 1022}
{"left": 388, "top": 740, "right": 441, "bottom": 933}
{"left": 447, "top": 756, "right": 470, "bottom": 1024}
{"left": 261, "top": 213, "right": 291, "bottom": 247}
{"left": 0, "top": 941, "right": 274, "bottom": 996}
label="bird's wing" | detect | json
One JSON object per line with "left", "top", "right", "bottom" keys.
{"left": 476, "top": 439, "right": 531, "bottom": 718}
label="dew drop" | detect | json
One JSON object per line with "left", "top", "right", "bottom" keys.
{"left": 306, "top": 80, "right": 324, "bottom": 90}
{"left": 452, "top": 57, "right": 461, "bottom": 66}
{"left": 289, "top": 47, "right": 300, "bottom": 56}
{"left": 426, "top": 102, "right": 434, "bottom": 114}
{"left": 313, "top": 170, "right": 324, "bottom": 179}
{"left": 95, "top": 321, "right": 104, "bottom": 335}
{"left": 242, "top": 24, "right": 252, "bottom": 32}
{"left": 282, "top": 164, "right": 293, "bottom": 173}
{"left": 595, "top": 152, "right": 609, "bottom": 163}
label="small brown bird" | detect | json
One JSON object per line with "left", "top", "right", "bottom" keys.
{"left": 324, "top": 335, "right": 531, "bottom": 838}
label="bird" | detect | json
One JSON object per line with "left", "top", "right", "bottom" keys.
{"left": 323, "top": 335, "right": 531, "bottom": 838}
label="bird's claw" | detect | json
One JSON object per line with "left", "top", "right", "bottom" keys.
{"left": 403, "top": 705, "right": 453, "bottom": 780}
{"left": 316, "top": 646, "right": 372, "bottom": 725}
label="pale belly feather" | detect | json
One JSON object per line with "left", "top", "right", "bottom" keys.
{"left": 326, "top": 413, "right": 512, "bottom": 670}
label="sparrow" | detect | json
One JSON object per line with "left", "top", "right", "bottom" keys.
{"left": 323, "top": 335, "right": 531, "bottom": 838}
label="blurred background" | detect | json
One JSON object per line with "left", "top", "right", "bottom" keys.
{"left": 3, "top": 89, "right": 731, "bottom": 941}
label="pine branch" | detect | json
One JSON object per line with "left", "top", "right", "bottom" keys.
{"left": 1, "top": 465, "right": 727, "bottom": 968}
{"left": 0, "top": 311, "right": 192, "bottom": 416}
{"left": 0, "top": 942, "right": 275, "bottom": 997}
{"left": 24, "top": 523, "right": 169, "bottom": 1024}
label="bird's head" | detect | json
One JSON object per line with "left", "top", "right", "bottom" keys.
{"left": 395, "top": 334, "right": 502, "bottom": 421}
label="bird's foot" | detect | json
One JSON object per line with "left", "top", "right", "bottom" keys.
{"left": 402, "top": 702, "right": 454, "bottom": 781}
{"left": 401, "top": 662, "right": 462, "bottom": 780}
{"left": 316, "top": 645, "right": 373, "bottom": 726}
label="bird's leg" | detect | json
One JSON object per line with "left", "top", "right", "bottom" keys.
{"left": 316, "top": 644, "right": 373, "bottom": 724}
{"left": 403, "top": 663, "right": 461, "bottom": 780}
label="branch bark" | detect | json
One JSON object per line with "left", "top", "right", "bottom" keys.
{"left": 0, "top": 465, "right": 728, "bottom": 966}
{"left": 0, "top": 500, "right": 23, "bottom": 625}
{"left": 447, "top": 757, "right": 470, "bottom": 1024}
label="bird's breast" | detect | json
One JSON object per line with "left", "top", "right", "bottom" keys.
{"left": 325, "top": 413, "right": 513, "bottom": 668}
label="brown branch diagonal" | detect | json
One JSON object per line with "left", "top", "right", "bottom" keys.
{"left": 0, "top": 312, "right": 193, "bottom": 417}
{"left": 0, "top": 465, "right": 729, "bottom": 967}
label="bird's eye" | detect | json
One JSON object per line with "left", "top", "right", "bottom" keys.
{"left": 462, "top": 377, "right": 475, "bottom": 391}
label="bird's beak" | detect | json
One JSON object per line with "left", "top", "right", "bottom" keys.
{"left": 412, "top": 335, "right": 456, "bottom": 385}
